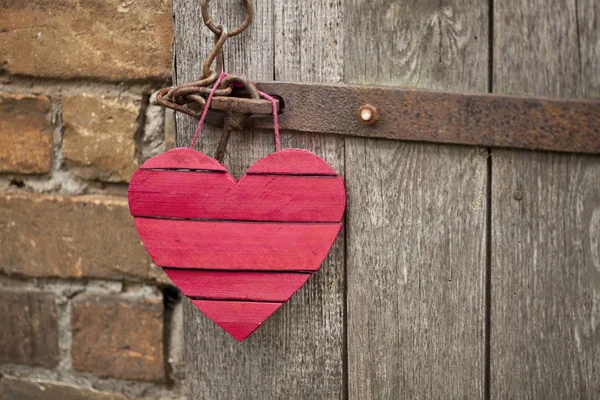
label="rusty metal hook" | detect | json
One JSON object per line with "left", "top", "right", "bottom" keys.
{"left": 163, "top": 28, "right": 227, "bottom": 100}
{"left": 202, "top": 29, "right": 228, "bottom": 79}
{"left": 202, "top": 0, "right": 253, "bottom": 37}
{"left": 155, "top": 0, "right": 259, "bottom": 126}
{"left": 156, "top": 87, "right": 206, "bottom": 119}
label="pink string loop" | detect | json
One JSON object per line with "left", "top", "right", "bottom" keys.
{"left": 189, "top": 72, "right": 227, "bottom": 149}
{"left": 189, "top": 72, "right": 280, "bottom": 153}
{"left": 257, "top": 90, "right": 280, "bottom": 152}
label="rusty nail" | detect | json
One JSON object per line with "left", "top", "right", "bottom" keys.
{"left": 514, "top": 188, "right": 523, "bottom": 201}
{"left": 358, "top": 104, "right": 378, "bottom": 125}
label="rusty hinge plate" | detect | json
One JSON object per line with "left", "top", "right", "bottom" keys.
{"left": 205, "top": 82, "right": 599, "bottom": 155}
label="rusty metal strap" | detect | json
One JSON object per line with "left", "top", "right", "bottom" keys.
{"left": 224, "top": 82, "right": 600, "bottom": 155}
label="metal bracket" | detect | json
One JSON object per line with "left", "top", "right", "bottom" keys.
{"left": 202, "top": 82, "right": 600, "bottom": 155}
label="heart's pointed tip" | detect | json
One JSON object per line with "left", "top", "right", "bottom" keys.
{"left": 191, "top": 299, "right": 282, "bottom": 341}
{"left": 216, "top": 321, "right": 261, "bottom": 342}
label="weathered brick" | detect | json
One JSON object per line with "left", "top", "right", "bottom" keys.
{"left": 0, "top": 290, "right": 59, "bottom": 367}
{"left": 0, "top": 192, "right": 167, "bottom": 282}
{"left": 62, "top": 95, "right": 140, "bottom": 183}
{"left": 0, "top": 0, "right": 172, "bottom": 81}
{"left": 0, "top": 377, "right": 131, "bottom": 400}
{"left": 71, "top": 294, "right": 165, "bottom": 382}
{"left": 0, "top": 92, "right": 53, "bottom": 174}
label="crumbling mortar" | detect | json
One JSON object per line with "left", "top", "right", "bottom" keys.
{"left": 142, "top": 103, "right": 168, "bottom": 162}
{"left": 0, "top": 367, "right": 185, "bottom": 400}
{"left": 135, "top": 94, "right": 151, "bottom": 169}
{"left": 0, "top": 75, "right": 169, "bottom": 99}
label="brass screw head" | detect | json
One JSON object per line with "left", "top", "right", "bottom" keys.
{"left": 358, "top": 104, "right": 378, "bottom": 125}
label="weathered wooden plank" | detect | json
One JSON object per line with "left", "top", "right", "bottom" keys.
{"left": 269, "top": 2, "right": 347, "bottom": 396}
{"left": 345, "top": 0, "right": 488, "bottom": 398}
{"left": 491, "top": 0, "right": 600, "bottom": 398}
{"left": 246, "top": 149, "right": 339, "bottom": 175}
{"left": 139, "top": 147, "right": 227, "bottom": 171}
{"left": 134, "top": 218, "right": 341, "bottom": 271}
{"left": 177, "top": 0, "right": 347, "bottom": 398}
{"left": 164, "top": 269, "right": 311, "bottom": 301}
{"left": 129, "top": 171, "right": 346, "bottom": 222}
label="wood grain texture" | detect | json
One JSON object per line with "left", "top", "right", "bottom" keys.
{"left": 345, "top": 0, "right": 488, "bottom": 398}
{"left": 129, "top": 171, "right": 345, "bottom": 222}
{"left": 491, "top": 0, "right": 600, "bottom": 398}
{"left": 134, "top": 218, "right": 341, "bottom": 271}
{"left": 178, "top": 0, "right": 347, "bottom": 398}
{"left": 344, "top": 0, "right": 488, "bottom": 90}
{"left": 164, "top": 269, "right": 311, "bottom": 301}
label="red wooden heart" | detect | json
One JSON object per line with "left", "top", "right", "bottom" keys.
{"left": 128, "top": 147, "right": 345, "bottom": 341}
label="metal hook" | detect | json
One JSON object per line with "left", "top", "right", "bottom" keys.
{"left": 163, "top": 28, "right": 227, "bottom": 100}
{"left": 202, "top": 29, "right": 228, "bottom": 79}
{"left": 202, "top": 0, "right": 254, "bottom": 37}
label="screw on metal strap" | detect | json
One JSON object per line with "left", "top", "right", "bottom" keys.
{"left": 202, "top": 0, "right": 254, "bottom": 38}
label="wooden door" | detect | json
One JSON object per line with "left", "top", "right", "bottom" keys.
{"left": 173, "top": 0, "right": 599, "bottom": 398}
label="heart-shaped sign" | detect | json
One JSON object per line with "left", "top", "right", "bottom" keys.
{"left": 128, "top": 147, "right": 345, "bottom": 341}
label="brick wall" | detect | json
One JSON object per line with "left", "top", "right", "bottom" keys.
{"left": 0, "top": 1, "right": 184, "bottom": 399}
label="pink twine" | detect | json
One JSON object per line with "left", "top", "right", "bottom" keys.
{"left": 189, "top": 72, "right": 227, "bottom": 149}
{"left": 257, "top": 90, "right": 281, "bottom": 152}
{"left": 189, "top": 71, "right": 280, "bottom": 152}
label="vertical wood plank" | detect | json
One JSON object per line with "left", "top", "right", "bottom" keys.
{"left": 175, "top": 0, "right": 346, "bottom": 398}
{"left": 272, "top": 1, "right": 347, "bottom": 398}
{"left": 491, "top": 0, "right": 600, "bottom": 398}
{"left": 344, "top": 0, "right": 489, "bottom": 398}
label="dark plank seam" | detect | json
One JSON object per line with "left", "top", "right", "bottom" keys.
{"left": 187, "top": 297, "right": 285, "bottom": 304}
{"left": 485, "top": 0, "right": 494, "bottom": 398}
{"left": 132, "top": 216, "right": 342, "bottom": 224}
{"left": 342, "top": 138, "right": 349, "bottom": 400}
{"left": 162, "top": 267, "right": 318, "bottom": 274}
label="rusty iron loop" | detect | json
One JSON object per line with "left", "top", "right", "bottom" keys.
{"left": 164, "top": 29, "right": 226, "bottom": 99}
{"left": 170, "top": 84, "right": 233, "bottom": 102}
{"left": 162, "top": 30, "right": 226, "bottom": 100}
{"left": 202, "top": 29, "right": 228, "bottom": 80}
{"left": 202, "top": 0, "right": 253, "bottom": 37}
{"left": 164, "top": 70, "right": 217, "bottom": 99}
{"left": 156, "top": 74, "right": 262, "bottom": 121}
{"left": 156, "top": 87, "right": 205, "bottom": 119}
{"left": 220, "top": 74, "right": 260, "bottom": 100}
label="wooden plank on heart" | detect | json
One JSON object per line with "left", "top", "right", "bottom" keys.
{"left": 245, "top": 149, "right": 338, "bottom": 175}
{"left": 140, "top": 147, "right": 227, "bottom": 171}
{"left": 134, "top": 218, "right": 341, "bottom": 271}
{"left": 164, "top": 269, "right": 311, "bottom": 302}
{"left": 129, "top": 170, "right": 345, "bottom": 222}
{"left": 191, "top": 300, "right": 283, "bottom": 341}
